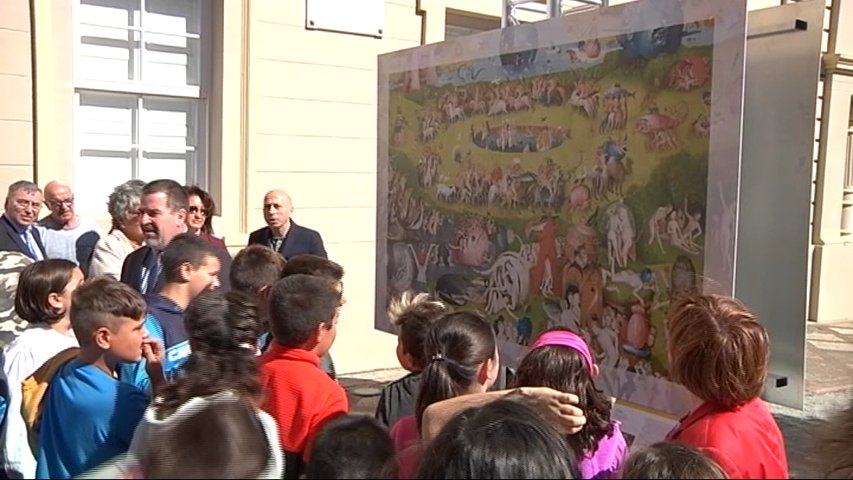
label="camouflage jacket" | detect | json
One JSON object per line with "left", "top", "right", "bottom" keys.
{"left": 0, "top": 251, "right": 34, "bottom": 350}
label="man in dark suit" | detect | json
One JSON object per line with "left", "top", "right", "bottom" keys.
{"left": 248, "top": 190, "right": 337, "bottom": 378}
{"left": 0, "top": 180, "right": 47, "bottom": 261}
{"left": 247, "top": 189, "right": 327, "bottom": 260}
{"left": 121, "top": 179, "right": 231, "bottom": 295}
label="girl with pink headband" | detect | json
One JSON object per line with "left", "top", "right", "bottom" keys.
{"left": 513, "top": 327, "right": 627, "bottom": 479}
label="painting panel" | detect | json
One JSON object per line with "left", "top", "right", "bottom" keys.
{"left": 376, "top": 0, "right": 746, "bottom": 416}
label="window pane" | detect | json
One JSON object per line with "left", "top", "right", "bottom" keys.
{"left": 75, "top": 150, "right": 135, "bottom": 214}
{"left": 139, "top": 97, "right": 198, "bottom": 186}
{"left": 141, "top": 97, "right": 196, "bottom": 152}
{"left": 78, "top": 92, "right": 137, "bottom": 150}
{"left": 79, "top": 0, "right": 138, "bottom": 28}
{"left": 138, "top": 152, "right": 191, "bottom": 185}
{"left": 445, "top": 11, "right": 499, "bottom": 40}
{"left": 142, "top": 0, "right": 201, "bottom": 87}
{"left": 145, "top": 0, "right": 201, "bottom": 36}
{"left": 78, "top": 24, "right": 138, "bottom": 82}
{"left": 143, "top": 33, "right": 200, "bottom": 86}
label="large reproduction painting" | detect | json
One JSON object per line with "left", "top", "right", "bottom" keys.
{"left": 376, "top": 0, "right": 746, "bottom": 416}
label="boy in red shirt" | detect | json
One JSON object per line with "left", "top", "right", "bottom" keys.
{"left": 665, "top": 294, "right": 788, "bottom": 479}
{"left": 259, "top": 273, "right": 347, "bottom": 479}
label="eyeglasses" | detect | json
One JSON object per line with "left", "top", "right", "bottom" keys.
{"left": 48, "top": 198, "right": 74, "bottom": 209}
{"left": 188, "top": 206, "right": 209, "bottom": 216}
{"left": 13, "top": 199, "right": 42, "bottom": 211}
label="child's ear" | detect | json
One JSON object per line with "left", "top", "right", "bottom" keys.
{"left": 591, "top": 364, "right": 600, "bottom": 379}
{"left": 398, "top": 350, "right": 418, "bottom": 372}
{"left": 306, "top": 323, "right": 324, "bottom": 347}
{"left": 477, "top": 356, "right": 499, "bottom": 387}
{"left": 178, "top": 262, "right": 194, "bottom": 282}
{"left": 47, "top": 292, "right": 64, "bottom": 313}
{"left": 258, "top": 284, "right": 271, "bottom": 300}
{"left": 94, "top": 327, "right": 112, "bottom": 350}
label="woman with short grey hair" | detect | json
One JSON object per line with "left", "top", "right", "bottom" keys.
{"left": 88, "top": 180, "right": 146, "bottom": 279}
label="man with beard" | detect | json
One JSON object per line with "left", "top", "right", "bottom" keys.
{"left": 121, "top": 179, "right": 231, "bottom": 294}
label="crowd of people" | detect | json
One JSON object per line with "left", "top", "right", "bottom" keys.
{"left": 0, "top": 177, "right": 849, "bottom": 479}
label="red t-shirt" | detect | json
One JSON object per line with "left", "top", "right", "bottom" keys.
{"left": 259, "top": 342, "right": 348, "bottom": 460}
{"left": 667, "top": 398, "right": 788, "bottom": 479}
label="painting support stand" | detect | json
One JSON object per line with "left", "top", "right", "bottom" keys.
{"left": 502, "top": 0, "right": 608, "bottom": 28}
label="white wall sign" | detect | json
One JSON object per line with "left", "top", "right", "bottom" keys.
{"left": 306, "top": 0, "right": 384, "bottom": 38}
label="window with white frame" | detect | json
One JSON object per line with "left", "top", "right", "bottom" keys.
{"left": 73, "top": 0, "right": 208, "bottom": 215}
{"left": 843, "top": 94, "right": 853, "bottom": 235}
{"left": 445, "top": 10, "right": 500, "bottom": 40}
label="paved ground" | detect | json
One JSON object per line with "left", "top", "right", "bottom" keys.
{"left": 780, "top": 320, "right": 853, "bottom": 477}
{"left": 339, "top": 320, "right": 853, "bottom": 479}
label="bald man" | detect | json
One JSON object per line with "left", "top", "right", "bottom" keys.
{"left": 37, "top": 180, "right": 100, "bottom": 272}
{"left": 247, "top": 190, "right": 327, "bottom": 259}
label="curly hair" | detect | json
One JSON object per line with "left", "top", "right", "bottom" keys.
{"left": 107, "top": 179, "right": 144, "bottom": 231}
{"left": 155, "top": 290, "right": 262, "bottom": 418}
{"left": 512, "top": 327, "right": 615, "bottom": 458}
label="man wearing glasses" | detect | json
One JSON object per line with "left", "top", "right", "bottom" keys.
{"left": 0, "top": 181, "right": 47, "bottom": 260}
{"left": 37, "top": 181, "right": 101, "bottom": 275}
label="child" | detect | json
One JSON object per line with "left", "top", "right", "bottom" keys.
{"left": 1, "top": 259, "right": 83, "bottom": 478}
{"left": 416, "top": 399, "right": 579, "bottom": 479}
{"left": 391, "top": 311, "right": 500, "bottom": 477}
{"left": 512, "top": 327, "right": 627, "bottom": 479}
{"left": 229, "top": 245, "right": 287, "bottom": 352}
{"left": 118, "top": 233, "right": 221, "bottom": 389}
{"left": 127, "top": 290, "right": 283, "bottom": 478}
{"left": 280, "top": 254, "right": 345, "bottom": 376}
{"left": 374, "top": 291, "right": 448, "bottom": 427}
{"left": 141, "top": 397, "right": 276, "bottom": 479}
{"left": 622, "top": 442, "right": 727, "bottom": 479}
{"left": 306, "top": 415, "right": 396, "bottom": 479}
{"left": 35, "top": 277, "right": 164, "bottom": 479}
{"left": 260, "top": 274, "right": 347, "bottom": 479}
{"left": 664, "top": 294, "right": 788, "bottom": 479}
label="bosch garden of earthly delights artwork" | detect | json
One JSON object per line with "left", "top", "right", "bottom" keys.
{"left": 377, "top": 0, "right": 747, "bottom": 415}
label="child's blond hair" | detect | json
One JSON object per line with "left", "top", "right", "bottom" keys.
{"left": 387, "top": 291, "right": 448, "bottom": 370}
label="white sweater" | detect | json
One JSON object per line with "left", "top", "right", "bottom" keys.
{"left": 127, "top": 391, "right": 284, "bottom": 479}
{"left": 1, "top": 327, "right": 78, "bottom": 478}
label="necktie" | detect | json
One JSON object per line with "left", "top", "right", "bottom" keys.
{"left": 140, "top": 250, "right": 162, "bottom": 294}
{"left": 24, "top": 228, "right": 43, "bottom": 261}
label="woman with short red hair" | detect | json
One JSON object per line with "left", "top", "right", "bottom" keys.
{"left": 665, "top": 294, "right": 788, "bottom": 479}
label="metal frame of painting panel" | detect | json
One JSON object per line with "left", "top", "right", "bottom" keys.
{"left": 737, "top": 0, "right": 825, "bottom": 410}
{"left": 376, "top": 0, "right": 747, "bottom": 417}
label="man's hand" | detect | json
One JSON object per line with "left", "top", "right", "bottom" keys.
{"left": 507, "top": 387, "right": 587, "bottom": 435}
